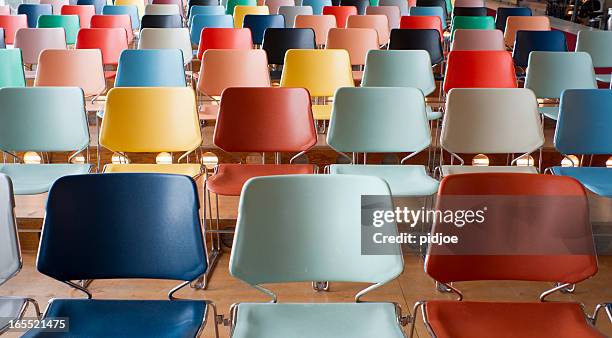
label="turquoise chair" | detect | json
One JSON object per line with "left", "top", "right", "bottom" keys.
{"left": 450, "top": 15, "right": 494, "bottom": 40}
{"left": 103, "top": 5, "right": 140, "bottom": 29}
{"left": 409, "top": 6, "right": 447, "bottom": 29}
{"left": 302, "top": 0, "right": 331, "bottom": 14}
{"left": 575, "top": 30, "right": 612, "bottom": 85}
{"left": 188, "top": 5, "right": 225, "bottom": 25}
{"left": 550, "top": 89, "right": 612, "bottom": 197}
{"left": 229, "top": 174, "right": 405, "bottom": 337}
{"left": 37, "top": 15, "right": 80, "bottom": 44}
{"left": 189, "top": 14, "right": 233, "bottom": 44}
{"left": 115, "top": 49, "right": 186, "bottom": 87}
{"left": 0, "top": 49, "right": 26, "bottom": 88}
{"left": 327, "top": 87, "right": 438, "bottom": 196}
{"left": 0, "top": 87, "right": 91, "bottom": 195}
{"left": 524, "top": 51, "right": 597, "bottom": 120}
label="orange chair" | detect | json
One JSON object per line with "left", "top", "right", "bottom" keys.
{"left": 322, "top": 5, "right": 357, "bottom": 27}
{"left": 399, "top": 15, "right": 444, "bottom": 41}
{"left": 76, "top": 28, "right": 129, "bottom": 79}
{"left": 90, "top": 14, "right": 134, "bottom": 44}
{"left": 504, "top": 16, "right": 550, "bottom": 48}
{"left": 346, "top": 14, "right": 389, "bottom": 46}
{"left": 414, "top": 173, "right": 603, "bottom": 338}
{"left": 294, "top": 14, "right": 336, "bottom": 46}
{"left": 197, "top": 27, "right": 252, "bottom": 59}
{"left": 60, "top": 5, "right": 95, "bottom": 28}
{"left": 0, "top": 15, "right": 28, "bottom": 45}
{"left": 326, "top": 28, "right": 378, "bottom": 81}
{"left": 443, "top": 50, "right": 517, "bottom": 94}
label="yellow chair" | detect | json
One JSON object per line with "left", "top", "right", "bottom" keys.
{"left": 280, "top": 49, "right": 354, "bottom": 121}
{"left": 233, "top": 5, "right": 268, "bottom": 28}
{"left": 99, "top": 87, "right": 203, "bottom": 177}
{"left": 114, "top": 0, "right": 145, "bottom": 18}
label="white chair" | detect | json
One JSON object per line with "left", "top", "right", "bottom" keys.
{"left": 144, "top": 3, "right": 181, "bottom": 15}
{"left": 575, "top": 30, "right": 612, "bottom": 85}
{"left": 138, "top": 28, "right": 193, "bottom": 66}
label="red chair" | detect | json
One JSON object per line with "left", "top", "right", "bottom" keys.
{"left": 443, "top": 50, "right": 517, "bottom": 94}
{"left": 399, "top": 15, "right": 443, "bottom": 41}
{"left": 76, "top": 28, "right": 128, "bottom": 79}
{"left": 322, "top": 6, "right": 357, "bottom": 28}
{"left": 197, "top": 27, "right": 252, "bottom": 60}
{"left": 414, "top": 173, "right": 603, "bottom": 338}
{"left": 0, "top": 15, "right": 27, "bottom": 45}
{"left": 60, "top": 5, "right": 95, "bottom": 28}
{"left": 90, "top": 14, "right": 133, "bottom": 44}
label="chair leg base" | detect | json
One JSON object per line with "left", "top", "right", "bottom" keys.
{"left": 312, "top": 281, "right": 330, "bottom": 292}
{"left": 436, "top": 281, "right": 452, "bottom": 293}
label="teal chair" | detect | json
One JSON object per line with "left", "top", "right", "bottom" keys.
{"left": 0, "top": 87, "right": 92, "bottom": 195}
{"left": 0, "top": 49, "right": 26, "bottom": 88}
{"left": 37, "top": 15, "right": 80, "bottom": 44}
{"left": 229, "top": 174, "right": 405, "bottom": 337}
{"left": 575, "top": 30, "right": 612, "bottom": 85}
{"left": 301, "top": 0, "right": 331, "bottom": 14}
{"left": 225, "top": 0, "right": 256, "bottom": 14}
{"left": 450, "top": 15, "right": 494, "bottom": 40}
{"left": 327, "top": 87, "right": 438, "bottom": 196}
{"left": 524, "top": 51, "right": 597, "bottom": 120}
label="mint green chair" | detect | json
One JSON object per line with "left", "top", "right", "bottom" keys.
{"left": 0, "top": 49, "right": 26, "bottom": 88}
{"left": 327, "top": 87, "right": 438, "bottom": 196}
{"left": 37, "top": 15, "right": 80, "bottom": 44}
{"left": 229, "top": 174, "right": 405, "bottom": 338}
{"left": 575, "top": 30, "right": 612, "bottom": 85}
{"left": 450, "top": 15, "right": 494, "bottom": 40}
{"left": 0, "top": 87, "right": 91, "bottom": 195}
{"left": 524, "top": 51, "right": 597, "bottom": 120}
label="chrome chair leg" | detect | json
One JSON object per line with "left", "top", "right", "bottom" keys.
{"left": 436, "top": 281, "right": 451, "bottom": 293}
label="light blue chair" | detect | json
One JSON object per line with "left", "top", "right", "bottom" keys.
{"left": 550, "top": 89, "right": 612, "bottom": 197}
{"left": 103, "top": 5, "right": 140, "bottom": 29}
{"left": 0, "top": 87, "right": 91, "bottom": 195}
{"left": 575, "top": 30, "right": 612, "bottom": 85}
{"left": 188, "top": 5, "right": 225, "bottom": 25}
{"left": 0, "top": 49, "right": 26, "bottom": 88}
{"left": 301, "top": 0, "right": 331, "bottom": 14}
{"left": 409, "top": 6, "right": 447, "bottom": 29}
{"left": 229, "top": 174, "right": 405, "bottom": 337}
{"left": 189, "top": 14, "right": 233, "bottom": 44}
{"left": 115, "top": 49, "right": 187, "bottom": 87}
{"left": 327, "top": 87, "right": 438, "bottom": 196}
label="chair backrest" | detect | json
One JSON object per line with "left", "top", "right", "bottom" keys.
{"left": 426, "top": 173, "right": 597, "bottom": 284}
{"left": 60, "top": 5, "right": 95, "bottom": 28}
{"left": 17, "top": 4, "right": 52, "bottom": 28}
{"left": 280, "top": 49, "right": 354, "bottom": 97}
{"left": 575, "top": 30, "right": 612, "bottom": 68}
{"left": 555, "top": 89, "right": 612, "bottom": 155}
{"left": 233, "top": 5, "right": 269, "bottom": 27}
{"left": 90, "top": 14, "right": 133, "bottom": 43}
{"left": 302, "top": 0, "right": 331, "bottom": 14}
{"left": 362, "top": 50, "right": 435, "bottom": 96}
{"left": 197, "top": 27, "right": 252, "bottom": 59}
{"left": 144, "top": 3, "right": 181, "bottom": 15}
{"left": 0, "top": 174, "right": 19, "bottom": 287}
{"left": 346, "top": 14, "right": 389, "bottom": 45}
{"left": 38, "top": 173, "right": 206, "bottom": 282}
{"left": 294, "top": 14, "right": 335, "bottom": 45}
{"left": 103, "top": 5, "right": 140, "bottom": 29}
{"left": 230, "top": 175, "right": 402, "bottom": 286}
{"left": 100, "top": 87, "right": 201, "bottom": 153}
{"left": 450, "top": 15, "right": 494, "bottom": 40}
{"left": 188, "top": 5, "right": 225, "bottom": 25}
{"left": 138, "top": 28, "right": 193, "bottom": 65}
{"left": 415, "top": 0, "right": 448, "bottom": 19}
{"left": 328, "top": 87, "right": 430, "bottom": 153}
{"left": 215, "top": 87, "right": 316, "bottom": 152}
{"left": 399, "top": 15, "right": 443, "bottom": 40}
{"left": 0, "top": 49, "right": 26, "bottom": 87}
{"left": 326, "top": 28, "right": 378, "bottom": 66}
{"left": 265, "top": 0, "right": 294, "bottom": 13}
{"left": 190, "top": 0, "right": 220, "bottom": 8}
{"left": 14, "top": 28, "right": 67, "bottom": 65}
{"left": 322, "top": 5, "right": 357, "bottom": 27}
{"left": 262, "top": 27, "right": 315, "bottom": 64}
{"left": 443, "top": 50, "right": 517, "bottom": 93}
{"left": 0, "top": 6, "right": 9, "bottom": 15}
{"left": 76, "top": 28, "right": 128, "bottom": 65}
{"left": 0, "top": 15, "right": 28, "bottom": 45}
{"left": 378, "top": 0, "right": 408, "bottom": 15}
{"left": 115, "top": 49, "right": 186, "bottom": 87}
{"left": 452, "top": 6, "right": 486, "bottom": 16}
{"left": 388, "top": 28, "right": 444, "bottom": 65}
{"left": 152, "top": 0, "right": 184, "bottom": 16}
{"left": 0, "top": 87, "right": 89, "bottom": 152}
{"left": 198, "top": 49, "right": 270, "bottom": 96}
{"left": 0, "top": 28, "right": 4, "bottom": 48}
{"left": 35, "top": 49, "right": 105, "bottom": 97}
{"left": 504, "top": 15, "right": 549, "bottom": 47}
{"left": 365, "top": 5, "right": 400, "bottom": 29}
{"left": 441, "top": 88, "right": 543, "bottom": 154}
{"left": 525, "top": 52, "right": 597, "bottom": 100}
{"left": 494, "top": 6, "right": 531, "bottom": 31}
{"left": 340, "top": 0, "right": 367, "bottom": 14}
{"left": 40, "top": 0, "right": 70, "bottom": 15}
{"left": 77, "top": 0, "right": 106, "bottom": 14}
{"left": 512, "top": 30, "right": 567, "bottom": 67}
{"left": 409, "top": 6, "right": 446, "bottom": 29}
{"left": 140, "top": 14, "right": 182, "bottom": 28}
{"left": 243, "top": 14, "right": 284, "bottom": 44}
{"left": 37, "top": 15, "right": 80, "bottom": 44}
{"left": 451, "top": 29, "right": 505, "bottom": 51}
{"left": 190, "top": 14, "right": 233, "bottom": 44}
{"left": 454, "top": 0, "right": 483, "bottom": 7}
{"left": 226, "top": 0, "right": 257, "bottom": 14}
{"left": 115, "top": 0, "right": 145, "bottom": 18}
{"left": 278, "top": 5, "right": 312, "bottom": 26}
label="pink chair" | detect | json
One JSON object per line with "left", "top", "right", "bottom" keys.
{"left": 0, "top": 6, "right": 10, "bottom": 15}
{"left": 61, "top": 5, "right": 96, "bottom": 28}
{"left": 14, "top": 28, "right": 67, "bottom": 79}
{"left": 40, "top": 0, "right": 70, "bottom": 14}
{"left": 90, "top": 14, "right": 134, "bottom": 44}
{"left": 454, "top": 0, "right": 485, "bottom": 7}
{"left": 264, "top": 0, "right": 294, "bottom": 14}
{"left": 451, "top": 29, "right": 505, "bottom": 51}
{"left": 294, "top": 14, "right": 336, "bottom": 46}
{"left": 346, "top": 14, "right": 389, "bottom": 46}
{"left": 0, "top": 15, "right": 29, "bottom": 45}
{"left": 365, "top": 5, "right": 400, "bottom": 29}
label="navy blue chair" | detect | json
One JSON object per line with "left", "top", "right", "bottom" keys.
{"left": 141, "top": 14, "right": 183, "bottom": 29}
{"left": 340, "top": 0, "right": 368, "bottom": 14}
{"left": 21, "top": 173, "right": 215, "bottom": 338}
{"left": 389, "top": 29, "right": 444, "bottom": 66}
{"left": 512, "top": 30, "right": 567, "bottom": 68}
{"left": 115, "top": 49, "right": 187, "bottom": 87}
{"left": 242, "top": 14, "right": 284, "bottom": 45}
{"left": 17, "top": 4, "right": 53, "bottom": 28}
{"left": 103, "top": 5, "right": 140, "bottom": 29}
{"left": 262, "top": 28, "right": 316, "bottom": 80}
{"left": 0, "top": 29, "right": 4, "bottom": 49}
{"left": 551, "top": 89, "right": 612, "bottom": 197}
{"left": 495, "top": 6, "right": 531, "bottom": 31}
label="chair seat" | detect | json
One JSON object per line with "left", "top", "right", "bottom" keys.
{"left": 21, "top": 299, "right": 207, "bottom": 338}
{"left": 232, "top": 302, "right": 405, "bottom": 338}
{"left": 329, "top": 164, "right": 438, "bottom": 196}
{"left": 207, "top": 164, "right": 316, "bottom": 196}
{"left": 426, "top": 105, "right": 442, "bottom": 120}
{"left": 551, "top": 166, "right": 612, "bottom": 197}
{"left": 0, "top": 164, "right": 92, "bottom": 195}
{"left": 425, "top": 301, "right": 603, "bottom": 338}
{"left": 103, "top": 163, "right": 202, "bottom": 177}
{"left": 0, "top": 297, "right": 27, "bottom": 331}
{"left": 313, "top": 104, "right": 332, "bottom": 120}
{"left": 595, "top": 74, "right": 611, "bottom": 83}
{"left": 441, "top": 165, "right": 538, "bottom": 176}
{"left": 539, "top": 106, "right": 559, "bottom": 120}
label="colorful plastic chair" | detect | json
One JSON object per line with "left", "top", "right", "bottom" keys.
{"left": 190, "top": 0, "right": 220, "bottom": 8}
{"left": 264, "top": 0, "right": 294, "bottom": 13}
{"left": 0, "top": 87, "right": 91, "bottom": 195}
{"left": 115, "top": 49, "right": 186, "bottom": 87}
{"left": 346, "top": 14, "right": 389, "bottom": 45}
{"left": 226, "top": 0, "right": 256, "bottom": 14}
{"left": 399, "top": 15, "right": 443, "bottom": 41}
{"left": 503, "top": 15, "right": 550, "bottom": 48}
{"left": 326, "top": 28, "right": 378, "bottom": 68}
{"left": 302, "top": 0, "right": 332, "bottom": 14}
{"left": 103, "top": 5, "right": 140, "bottom": 29}
{"left": 415, "top": 0, "right": 448, "bottom": 22}
{"left": 451, "top": 29, "right": 505, "bottom": 51}
{"left": 40, "top": 0, "right": 70, "bottom": 15}
{"left": 512, "top": 30, "right": 567, "bottom": 68}
{"left": 152, "top": 0, "right": 184, "bottom": 17}
{"left": 138, "top": 28, "right": 193, "bottom": 65}
{"left": 262, "top": 27, "right": 315, "bottom": 79}
{"left": 551, "top": 89, "right": 612, "bottom": 197}
{"left": 365, "top": 5, "right": 400, "bottom": 29}
{"left": 454, "top": 0, "right": 484, "bottom": 6}
{"left": 90, "top": 14, "right": 134, "bottom": 44}
{"left": 575, "top": 30, "right": 612, "bottom": 85}
{"left": 0, "top": 15, "right": 28, "bottom": 45}
{"left": 197, "top": 27, "right": 252, "bottom": 59}
{"left": 14, "top": 28, "right": 66, "bottom": 80}
{"left": 450, "top": 15, "right": 494, "bottom": 40}
{"left": 115, "top": 0, "right": 145, "bottom": 18}
{"left": 524, "top": 52, "right": 597, "bottom": 120}
{"left": 452, "top": 6, "right": 487, "bottom": 16}
{"left": 294, "top": 14, "right": 336, "bottom": 45}
{"left": 144, "top": 3, "right": 181, "bottom": 16}
{"left": 379, "top": 0, "right": 408, "bottom": 15}
{"left": 17, "top": 4, "right": 52, "bottom": 28}
{"left": 140, "top": 13, "right": 182, "bottom": 28}
{"left": 76, "top": 28, "right": 129, "bottom": 68}
{"left": 61, "top": 5, "right": 95, "bottom": 28}
{"left": 0, "top": 49, "right": 25, "bottom": 88}
{"left": 0, "top": 5, "right": 9, "bottom": 15}
{"left": 388, "top": 29, "right": 444, "bottom": 65}
{"left": 443, "top": 50, "right": 517, "bottom": 94}
{"left": 494, "top": 6, "right": 531, "bottom": 31}
{"left": 278, "top": 5, "right": 312, "bottom": 26}
{"left": 242, "top": 14, "right": 284, "bottom": 44}
{"left": 188, "top": 5, "right": 225, "bottom": 25}
{"left": 340, "top": 0, "right": 368, "bottom": 14}
{"left": 20, "top": 174, "right": 214, "bottom": 337}
{"left": 233, "top": 5, "right": 269, "bottom": 28}
{"left": 409, "top": 6, "right": 446, "bottom": 29}
{"left": 77, "top": 0, "right": 107, "bottom": 14}
{"left": 37, "top": 15, "right": 80, "bottom": 44}
{"left": 322, "top": 5, "right": 357, "bottom": 27}
{"left": 190, "top": 14, "right": 233, "bottom": 44}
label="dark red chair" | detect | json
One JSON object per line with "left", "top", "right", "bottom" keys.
{"left": 90, "top": 14, "right": 133, "bottom": 44}
{"left": 322, "top": 5, "right": 357, "bottom": 28}
{"left": 443, "top": 50, "right": 517, "bottom": 94}
{"left": 197, "top": 27, "right": 252, "bottom": 60}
